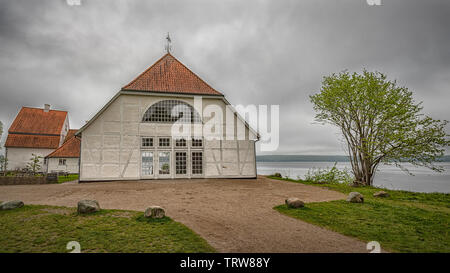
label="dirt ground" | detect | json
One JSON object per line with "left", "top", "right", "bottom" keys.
{"left": 0, "top": 176, "right": 370, "bottom": 252}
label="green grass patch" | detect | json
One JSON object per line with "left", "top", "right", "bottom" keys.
{"left": 269, "top": 176, "right": 450, "bottom": 252}
{"left": 0, "top": 204, "right": 215, "bottom": 253}
{"left": 57, "top": 174, "right": 79, "bottom": 183}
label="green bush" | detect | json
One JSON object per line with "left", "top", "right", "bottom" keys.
{"left": 303, "top": 163, "right": 353, "bottom": 184}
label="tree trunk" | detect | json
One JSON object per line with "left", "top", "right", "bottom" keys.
{"left": 350, "top": 153, "right": 375, "bottom": 186}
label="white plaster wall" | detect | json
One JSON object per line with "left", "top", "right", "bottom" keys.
{"left": 47, "top": 158, "right": 79, "bottom": 174}
{"left": 204, "top": 139, "right": 256, "bottom": 178}
{"left": 79, "top": 93, "right": 257, "bottom": 181}
{"left": 6, "top": 147, "right": 52, "bottom": 171}
{"left": 59, "top": 115, "right": 70, "bottom": 146}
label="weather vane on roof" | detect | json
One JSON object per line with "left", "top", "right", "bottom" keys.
{"left": 165, "top": 32, "right": 172, "bottom": 53}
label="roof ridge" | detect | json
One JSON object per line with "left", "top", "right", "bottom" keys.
{"left": 22, "top": 106, "right": 68, "bottom": 113}
{"left": 121, "top": 53, "right": 222, "bottom": 95}
{"left": 46, "top": 135, "right": 80, "bottom": 158}
{"left": 122, "top": 53, "right": 171, "bottom": 90}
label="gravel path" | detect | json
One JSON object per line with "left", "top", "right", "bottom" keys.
{"left": 0, "top": 176, "right": 369, "bottom": 252}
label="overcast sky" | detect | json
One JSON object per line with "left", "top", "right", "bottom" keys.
{"left": 0, "top": 0, "right": 449, "bottom": 155}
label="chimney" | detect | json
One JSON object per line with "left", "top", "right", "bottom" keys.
{"left": 44, "top": 104, "right": 50, "bottom": 112}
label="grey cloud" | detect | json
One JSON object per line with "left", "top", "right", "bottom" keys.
{"left": 0, "top": 0, "right": 449, "bottom": 154}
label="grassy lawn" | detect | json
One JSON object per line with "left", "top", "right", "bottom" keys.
{"left": 269, "top": 176, "right": 450, "bottom": 253}
{"left": 0, "top": 204, "right": 215, "bottom": 253}
{"left": 57, "top": 174, "right": 79, "bottom": 183}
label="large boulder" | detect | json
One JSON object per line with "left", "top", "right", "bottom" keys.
{"left": 347, "top": 192, "right": 364, "bottom": 203}
{"left": 77, "top": 200, "right": 100, "bottom": 214}
{"left": 0, "top": 200, "right": 24, "bottom": 210}
{"left": 285, "top": 197, "right": 305, "bottom": 208}
{"left": 144, "top": 206, "right": 165, "bottom": 218}
{"left": 373, "top": 191, "right": 390, "bottom": 198}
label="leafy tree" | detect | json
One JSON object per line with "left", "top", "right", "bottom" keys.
{"left": 310, "top": 70, "right": 450, "bottom": 186}
{"left": 27, "top": 153, "right": 42, "bottom": 174}
{"left": 0, "top": 155, "right": 7, "bottom": 173}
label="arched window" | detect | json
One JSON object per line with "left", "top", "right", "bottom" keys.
{"left": 142, "top": 100, "right": 202, "bottom": 123}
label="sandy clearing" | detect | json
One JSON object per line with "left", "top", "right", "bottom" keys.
{"left": 0, "top": 176, "right": 369, "bottom": 252}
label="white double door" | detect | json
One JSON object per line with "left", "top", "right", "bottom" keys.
{"left": 141, "top": 150, "right": 188, "bottom": 178}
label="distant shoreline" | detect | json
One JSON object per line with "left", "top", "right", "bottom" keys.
{"left": 256, "top": 155, "right": 450, "bottom": 162}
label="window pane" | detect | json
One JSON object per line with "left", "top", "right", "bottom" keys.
{"left": 192, "top": 152, "right": 203, "bottom": 175}
{"left": 192, "top": 138, "right": 203, "bottom": 147}
{"left": 141, "top": 137, "right": 153, "bottom": 147}
{"left": 159, "top": 138, "right": 170, "bottom": 147}
{"left": 176, "top": 152, "right": 187, "bottom": 174}
{"left": 142, "top": 100, "right": 202, "bottom": 123}
{"left": 141, "top": 151, "right": 153, "bottom": 176}
{"left": 175, "top": 138, "right": 186, "bottom": 147}
{"left": 159, "top": 152, "right": 170, "bottom": 175}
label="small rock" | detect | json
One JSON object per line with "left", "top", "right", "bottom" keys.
{"left": 351, "top": 180, "right": 364, "bottom": 187}
{"left": 347, "top": 192, "right": 364, "bottom": 203}
{"left": 77, "top": 200, "right": 100, "bottom": 214}
{"left": 272, "top": 172, "right": 282, "bottom": 178}
{"left": 285, "top": 197, "right": 305, "bottom": 208}
{"left": 373, "top": 191, "right": 390, "bottom": 198}
{"left": 0, "top": 200, "right": 24, "bottom": 210}
{"left": 144, "top": 206, "right": 165, "bottom": 218}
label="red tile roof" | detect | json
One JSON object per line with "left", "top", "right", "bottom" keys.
{"left": 122, "top": 53, "right": 223, "bottom": 96}
{"left": 46, "top": 136, "right": 80, "bottom": 158}
{"left": 5, "top": 107, "right": 67, "bottom": 149}
{"left": 5, "top": 134, "right": 61, "bottom": 149}
{"left": 64, "top": 129, "right": 78, "bottom": 143}
{"left": 8, "top": 107, "right": 67, "bottom": 135}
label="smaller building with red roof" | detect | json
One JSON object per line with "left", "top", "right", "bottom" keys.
{"left": 5, "top": 104, "right": 71, "bottom": 172}
{"left": 45, "top": 131, "right": 81, "bottom": 174}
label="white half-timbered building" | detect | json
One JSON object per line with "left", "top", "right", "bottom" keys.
{"left": 77, "top": 53, "right": 258, "bottom": 181}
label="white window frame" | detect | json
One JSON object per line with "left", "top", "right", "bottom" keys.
{"left": 191, "top": 138, "right": 203, "bottom": 148}
{"left": 175, "top": 138, "right": 187, "bottom": 148}
{"left": 158, "top": 151, "right": 171, "bottom": 175}
{"left": 58, "top": 159, "right": 66, "bottom": 166}
{"left": 175, "top": 151, "right": 187, "bottom": 175}
{"left": 158, "top": 137, "right": 171, "bottom": 147}
{"left": 191, "top": 151, "right": 203, "bottom": 175}
{"left": 141, "top": 151, "right": 154, "bottom": 176}
{"left": 141, "top": 137, "right": 154, "bottom": 148}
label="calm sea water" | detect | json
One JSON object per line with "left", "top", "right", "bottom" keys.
{"left": 257, "top": 161, "right": 450, "bottom": 193}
